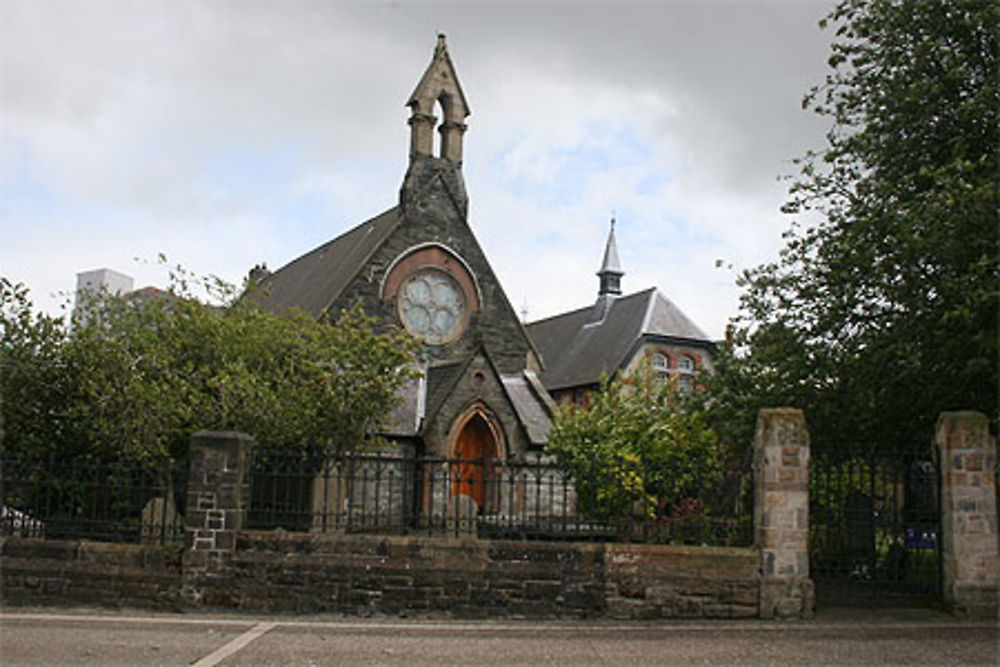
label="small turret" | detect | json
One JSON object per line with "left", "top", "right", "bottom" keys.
{"left": 587, "top": 218, "right": 625, "bottom": 324}
{"left": 597, "top": 217, "right": 624, "bottom": 297}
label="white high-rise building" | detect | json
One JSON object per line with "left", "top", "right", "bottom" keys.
{"left": 74, "top": 268, "right": 134, "bottom": 323}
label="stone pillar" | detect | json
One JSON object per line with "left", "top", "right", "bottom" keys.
{"left": 183, "top": 430, "right": 254, "bottom": 603}
{"left": 754, "top": 408, "right": 814, "bottom": 619}
{"left": 439, "top": 120, "right": 467, "bottom": 163}
{"left": 935, "top": 411, "right": 999, "bottom": 618}
{"left": 408, "top": 111, "right": 436, "bottom": 158}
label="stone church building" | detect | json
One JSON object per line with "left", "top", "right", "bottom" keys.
{"left": 253, "top": 36, "right": 715, "bottom": 477}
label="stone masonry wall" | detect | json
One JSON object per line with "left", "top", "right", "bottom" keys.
{"left": 0, "top": 428, "right": 799, "bottom": 619}
{"left": 604, "top": 543, "right": 759, "bottom": 619}
{"left": 178, "top": 531, "right": 759, "bottom": 618}
{"left": 1, "top": 533, "right": 759, "bottom": 619}
{"left": 0, "top": 537, "right": 183, "bottom": 610}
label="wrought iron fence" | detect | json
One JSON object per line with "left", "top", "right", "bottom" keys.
{"left": 0, "top": 453, "right": 187, "bottom": 545}
{"left": 809, "top": 456, "right": 940, "bottom": 606}
{"left": 247, "top": 449, "right": 752, "bottom": 546}
{"left": 0, "top": 447, "right": 752, "bottom": 547}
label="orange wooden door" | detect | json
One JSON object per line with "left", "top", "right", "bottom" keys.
{"left": 452, "top": 415, "right": 495, "bottom": 508}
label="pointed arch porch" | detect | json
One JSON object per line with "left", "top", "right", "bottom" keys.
{"left": 446, "top": 402, "right": 506, "bottom": 512}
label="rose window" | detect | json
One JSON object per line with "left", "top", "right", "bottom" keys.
{"left": 399, "top": 270, "right": 466, "bottom": 344}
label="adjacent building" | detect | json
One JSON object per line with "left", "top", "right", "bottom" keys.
{"left": 525, "top": 221, "right": 716, "bottom": 405}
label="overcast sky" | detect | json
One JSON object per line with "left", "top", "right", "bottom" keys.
{"left": 2, "top": 0, "right": 836, "bottom": 339}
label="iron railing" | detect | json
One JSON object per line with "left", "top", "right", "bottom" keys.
{"left": 247, "top": 449, "right": 752, "bottom": 546}
{"left": 0, "top": 448, "right": 752, "bottom": 546}
{"left": 809, "top": 456, "right": 940, "bottom": 606}
{"left": 0, "top": 453, "right": 186, "bottom": 545}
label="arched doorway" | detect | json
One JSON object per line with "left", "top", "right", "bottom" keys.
{"left": 450, "top": 409, "right": 502, "bottom": 511}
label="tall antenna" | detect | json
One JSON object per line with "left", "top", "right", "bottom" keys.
{"left": 520, "top": 296, "right": 529, "bottom": 323}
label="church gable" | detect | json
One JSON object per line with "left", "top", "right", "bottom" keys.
{"left": 252, "top": 35, "right": 551, "bottom": 458}
{"left": 330, "top": 196, "right": 538, "bottom": 375}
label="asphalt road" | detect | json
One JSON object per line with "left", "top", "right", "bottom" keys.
{"left": 0, "top": 607, "right": 997, "bottom": 666}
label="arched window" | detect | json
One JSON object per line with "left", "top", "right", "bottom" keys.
{"left": 433, "top": 97, "right": 445, "bottom": 158}
{"left": 651, "top": 352, "right": 670, "bottom": 375}
{"left": 677, "top": 355, "right": 696, "bottom": 392}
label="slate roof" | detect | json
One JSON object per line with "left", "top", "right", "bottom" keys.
{"left": 525, "top": 288, "right": 712, "bottom": 391}
{"left": 385, "top": 357, "right": 553, "bottom": 446}
{"left": 423, "top": 360, "right": 467, "bottom": 428}
{"left": 384, "top": 371, "right": 425, "bottom": 438}
{"left": 502, "top": 371, "right": 555, "bottom": 446}
{"left": 252, "top": 207, "right": 401, "bottom": 317}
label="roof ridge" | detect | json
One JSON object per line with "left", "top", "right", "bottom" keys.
{"left": 638, "top": 287, "right": 659, "bottom": 334}
{"left": 526, "top": 303, "right": 592, "bottom": 327}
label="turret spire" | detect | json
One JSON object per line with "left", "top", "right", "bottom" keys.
{"left": 597, "top": 216, "right": 624, "bottom": 297}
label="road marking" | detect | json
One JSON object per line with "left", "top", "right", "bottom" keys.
{"left": 191, "top": 621, "right": 276, "bottom": 667}
{"left": 0, "top": 611, "right": 994, "bottom": 633}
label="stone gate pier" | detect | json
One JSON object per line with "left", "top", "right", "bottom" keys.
{"left": 754, "top": 408, "right": 814, "bottom": 619}
{"left": 935, "top": 412, "right": 999, "bottom": 618}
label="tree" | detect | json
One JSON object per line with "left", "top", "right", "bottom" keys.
{"left": 0, "top": 279, "right": 73, "bottom": 456}
{"left": 0, "top": 270, "right": 419, "bottom": 463}
{"left": 545, "top": 366, "right": 721, "bottom": 532}
{"left": 715, "top": 0, "right": 998, "bottom": 459}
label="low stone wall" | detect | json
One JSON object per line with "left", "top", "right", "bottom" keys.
{"left": 189, "top": 532, "right": 759, "bottom": 618}
{"left": 2, "top": 533, "right": 759, "bottom": 619}
{"left": 197, "top": 531, "right": 606, "bottom": 617}
{"left": 2, "top": 420, "right": 821, "bottom": 620}
{"left": 605, "top": 543, "right": 759, "bottom": 619}
{"left": 0, "top": 537, "right": 183, "bottom": 609}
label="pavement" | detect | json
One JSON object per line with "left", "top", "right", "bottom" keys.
{"left": 0, "top": 606, "right": 997, "bottom": 666}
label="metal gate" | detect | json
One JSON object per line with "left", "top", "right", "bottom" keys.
{"left": 809, "top": 457, "right": 941, "bottom": 607}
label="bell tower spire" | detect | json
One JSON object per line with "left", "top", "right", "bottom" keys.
{"left": 400, "top": 34, "right": 471, "bottom": 217}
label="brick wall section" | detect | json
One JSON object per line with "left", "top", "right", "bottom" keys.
{"left": 935, "top": 411, "right": 999, "bottom": 618}
{"left": 0, "top": 537, "right": 183, "bottom": 609}
{"left": 754, "top": 408, "right": 814, "bottom": 619}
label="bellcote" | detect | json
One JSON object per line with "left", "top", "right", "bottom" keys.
{"left": 406, "top": 34, "right": 470, "bottom": 164}
{"left": 401, "top": 35, "right": 471, "bottom": 218}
